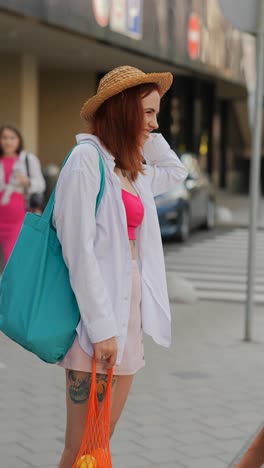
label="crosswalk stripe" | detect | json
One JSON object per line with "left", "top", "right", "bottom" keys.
{"left": 166, "top": 262, "right": 264, "bottom": 276}
{"left": 165, "top": 271, "right": 264, "bottom": 284}
{"left": 198, "top": 290, "right": 264, "bottom": 303}
{"left": 193, "top": 281, "right": 264, "bottom": 293}
{"left": 164, "top": 228, "right": 264, "bottom": 303}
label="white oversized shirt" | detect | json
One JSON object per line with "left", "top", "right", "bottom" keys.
{"left": 53, "top": 133, "right": 187, "bottom": 364}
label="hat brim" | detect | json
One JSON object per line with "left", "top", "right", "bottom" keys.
{"left": 80, "top": 72, "right": 173, "bottom": 121}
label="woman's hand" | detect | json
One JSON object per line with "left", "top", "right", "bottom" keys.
{"left": 93, "top": 337, "right": 118, "bottom": 369}
{"left": 16, "top": 173, "right": 31, "bottom": 188}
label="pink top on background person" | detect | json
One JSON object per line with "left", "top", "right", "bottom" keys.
{"left": 0, "top": 156, "right": 26, "bottom": 266}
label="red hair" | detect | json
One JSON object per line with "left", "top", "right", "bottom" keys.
{"left": 92, "top": 83, "right": 160, "bottom": 181}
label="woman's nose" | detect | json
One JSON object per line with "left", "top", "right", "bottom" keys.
{"left": 151, "top": 115, "right": 159, "bottom": 130}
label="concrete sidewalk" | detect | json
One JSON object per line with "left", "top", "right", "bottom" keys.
{"left": 1, "top": 298, "right": 264, "bottom": 467}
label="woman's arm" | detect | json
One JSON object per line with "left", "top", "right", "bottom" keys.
{"left": 143, "top": 133, "right": 188, "bottom": 196}
{"left": 53, "top": 144, "right": 118, "bottom": 344}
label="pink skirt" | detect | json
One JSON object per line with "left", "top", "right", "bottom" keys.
{"left": 58, "top": 260, "right": 145, "bottom": 375}
{"left": 0, "top": 192, "right": 26, "bottom": 266}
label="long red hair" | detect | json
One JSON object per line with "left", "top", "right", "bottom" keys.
{"left": 92, "top": 83, "right": 160, "bottom": 181}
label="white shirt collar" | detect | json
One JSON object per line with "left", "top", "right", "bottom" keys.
{"left": 76, "top": 133, "right": 115, "bottom": 162}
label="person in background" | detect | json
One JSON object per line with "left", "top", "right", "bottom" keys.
{"left": 0, "top": 124, "right": 46, "bottom": 267}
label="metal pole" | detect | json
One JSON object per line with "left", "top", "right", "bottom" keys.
{"left": 245, "top": 0, "right": 264, "bottom": 341}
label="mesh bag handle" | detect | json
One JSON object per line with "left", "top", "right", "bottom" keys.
{"left": 73, "top": 357, "right": 113, "bottom": 468}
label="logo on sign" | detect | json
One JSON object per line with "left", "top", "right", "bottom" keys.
{"left": 110, "top": 0, "right": 126, "bottom": 34}
{"left": 110, "top": 0, "right": 143, "bottom": 39}
{"left": 187, "top": 13, "right": 200, "bottom": 60}
{"left": 127, "top": 0, "right": 142, "bottom": 39}
{"left": 92, "top": 0, "right": 111, "bottom": 27}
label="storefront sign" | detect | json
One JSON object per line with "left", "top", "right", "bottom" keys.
{"left": 110, "top": 0, "right": 142, "bottom": 39}
{"left": 0, "top": 0, "right": 251, "bottom": 85}
{"left": 187, "top": 13, "right": 200, "bottom": 60}
{"left": 126, "top": 0, "right": 142, "bottom": 38}
{"left": 110, "top": 0, "right": 126, "bottom": 35}
{"left": 92, "top": 0, "right": 111, "bottom": 27}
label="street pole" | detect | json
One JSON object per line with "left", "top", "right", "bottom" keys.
{"left": 245, "top": 0, "right": 264, "bottom": 341}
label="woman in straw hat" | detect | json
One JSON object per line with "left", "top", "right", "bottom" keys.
{"left": 55, "top": 65, "right": 187, "bottom": 467}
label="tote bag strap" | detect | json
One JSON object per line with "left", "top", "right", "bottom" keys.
{"left": 42, "top": 141, "right": 105, "bottom": 224}
{"left": 79, "top": 139, "right": 106, "bottom": 212}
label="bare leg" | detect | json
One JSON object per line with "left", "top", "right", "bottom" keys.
{"left": 109, "top": 374, "right": 134, "bottom": 437}
{"left": 236, "top": 427, "right": 264, "bottom": 468}
{"left": 58, "top": 370, "right": 133, "bottom": 468}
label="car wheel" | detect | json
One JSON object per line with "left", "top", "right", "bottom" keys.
{"left": 204, "top": 198, "right": 216, "bottom": 230}
{"left": 177, "top": 208, "right": 190, "bottom": 242}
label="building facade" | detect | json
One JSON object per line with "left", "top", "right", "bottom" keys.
{"left": 0, "top": 0, "right": 257, "bottom": 192}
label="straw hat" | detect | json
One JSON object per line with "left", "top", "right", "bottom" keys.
{"left": 80, "top": 65, "right": 173, "bottom": 121}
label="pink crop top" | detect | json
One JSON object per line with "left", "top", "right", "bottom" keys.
{"left": 121, "top": 189, "right": 144, "bottom": 240}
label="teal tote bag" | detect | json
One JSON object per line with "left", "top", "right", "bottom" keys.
{"left": 0, "top": 141, "right": 105, "bottom": 364}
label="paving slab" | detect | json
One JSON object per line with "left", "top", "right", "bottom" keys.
{"left": 1, "top": 298, "right": 264, "bottom": 467}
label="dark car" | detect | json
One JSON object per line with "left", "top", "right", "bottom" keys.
{"left": 155, "top": 153, "right": 216, "bottom": 242}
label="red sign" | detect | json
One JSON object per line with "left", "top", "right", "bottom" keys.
{"left": 187, "top": 13, "right": 200, "bottom": 60}
{"left": 92, "top": 0, "right": 110, "bottom": 27}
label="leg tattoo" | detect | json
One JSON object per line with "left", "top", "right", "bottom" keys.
{"left": 67, "top": 370, "right": 117, "bottom": 404}
{"left": 96, "top": 374, "right": 117, "bottom": 403}
{"left": 68, "top": 370, "right": 91, "bottom": 404}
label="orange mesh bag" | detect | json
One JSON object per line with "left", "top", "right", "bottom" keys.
{"left": 73, "top": 357, "right": 113, "bottom": 468}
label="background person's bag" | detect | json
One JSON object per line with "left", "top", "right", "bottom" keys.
{"left": 25, "top": 153, "right": 45, "bottom": 211}
{"left": 0, "top": 142, "right": 105, "bottom": 364}
{"left": 73, "top": 357, "right": 113, "bottom": 468}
